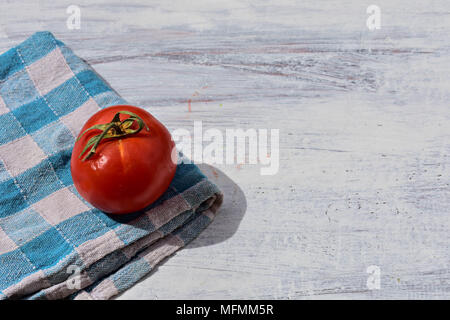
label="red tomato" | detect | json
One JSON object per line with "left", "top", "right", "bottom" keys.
{"left": 70, "top": 105, "right": 177, "bottom": 214}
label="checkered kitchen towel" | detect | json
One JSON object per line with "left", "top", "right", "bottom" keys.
{"left": 0, "top": 32, "right": 222, "bottom": 299}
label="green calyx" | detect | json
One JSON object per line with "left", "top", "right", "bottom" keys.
{"left": 77, "top": 110, "right": 149, "bottom": 161}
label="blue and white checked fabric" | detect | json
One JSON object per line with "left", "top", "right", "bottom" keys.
{"left": 0, "top": 32, "right": 223, "bottom": 300}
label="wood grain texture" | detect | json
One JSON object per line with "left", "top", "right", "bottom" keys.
{"left": 1, "top": 0, "right": 449, "bottom": 299}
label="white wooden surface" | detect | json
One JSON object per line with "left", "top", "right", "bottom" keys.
{"left": 1, "top": 1, "right": 449, "bottom": 299}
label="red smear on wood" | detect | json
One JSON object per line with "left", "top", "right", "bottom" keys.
{"left": 188, "top": 99, "right": 191, "bottom": 112}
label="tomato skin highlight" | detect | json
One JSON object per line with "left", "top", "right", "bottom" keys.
{"left": 70, "top": 105, "right": 177, "bottom": 214}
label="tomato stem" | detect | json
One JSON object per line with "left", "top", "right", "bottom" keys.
{"left": 77, "top": 110, "right": 149, "bottom": 161}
